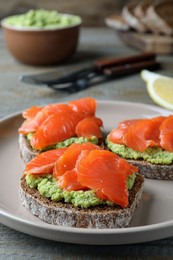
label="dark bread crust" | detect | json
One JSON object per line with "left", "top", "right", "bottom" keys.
{"left": 19, "top": 134, "right": 39, "bottom": 164}
{"left": 19, "top": 175, "right": 144, "bottom": 229}
{"left": 127, "top": 159, "right": 173, "bottom": 180}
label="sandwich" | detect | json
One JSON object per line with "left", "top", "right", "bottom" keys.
{"left": 20, "top": 142, "right": 144, "bottom": 228}
{"left": 106, "top": 115, "right": 173, "bottom": 180}
{"left": 18, "top": 97, "right": 103, "bottom": 164}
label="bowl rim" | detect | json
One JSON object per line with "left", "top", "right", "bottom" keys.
{"left": 1, "top": 13, "right": 82, "bottom": 32}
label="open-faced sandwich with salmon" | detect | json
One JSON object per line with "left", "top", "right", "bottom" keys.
{"left": 18, "top": 97, "right": 103, "bottom": 164}
{"left": 106, "top": 115, "right": 173, "bottom": 180}
{"left": 20, "top": 142, "right": 144, "bottom": 228}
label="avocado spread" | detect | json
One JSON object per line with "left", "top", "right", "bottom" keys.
{"left": 55, "top": 136, "right": 99, "bottom": 148}
{"left": 26, "top": 173, "right": 136, "bottom": 208}
{"left": 27, "top": 134, "right": 99, "bottom": 151}
{"left": 106, "top": 140, "right": 173, "bottom": 165}
{"left": 3, "top": 9, "right": 81, "bottom": 29}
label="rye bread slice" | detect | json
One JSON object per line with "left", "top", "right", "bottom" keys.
{"left": 127, "top": 159, "right": 173, "bottom": 180}
{"left": 134, "top": 0, "right": 154, "bottom": 18}
{"left": 145, "top": 0, "right": 173, "bottom": 35}
{"left": 133, "top": 0, "right": 154, "bottom": 30}
{"left": 19, "top": 174, "right": 144, "bottom": 229}
{"left": 122, "top": 0, "right": 147, "bottom": 32}
{"left": 19, "top": 134, "right": 39, "bottom": 164}
{"left": 105, "top": 14, "right": 130, "bottom": 31}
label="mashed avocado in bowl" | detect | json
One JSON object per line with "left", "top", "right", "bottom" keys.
{"left": 2, "top": 9, "right": 82, "bottom": 30}
{"left": 1, "top": 9, "right": 82, "bottom": 65}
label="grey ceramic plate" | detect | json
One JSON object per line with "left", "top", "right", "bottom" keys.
{"left": 0, "top": 100, "right": 173, "bottom": 245}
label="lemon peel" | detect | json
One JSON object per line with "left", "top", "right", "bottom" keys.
{"left": 141, "top": 70, "right": 173, "bottom": 110}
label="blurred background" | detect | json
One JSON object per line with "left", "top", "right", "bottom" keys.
{"left": 0, "top": 0, "right": 127, "bottom": 27}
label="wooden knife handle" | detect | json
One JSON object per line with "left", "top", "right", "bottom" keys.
{"left": 94, "top": 52, "right": 156, "bottom": 72}
{"left": 103, "top": 60, "right": 159, "bottom": 77}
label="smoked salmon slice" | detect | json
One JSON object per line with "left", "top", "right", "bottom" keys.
{"left": 57, "top": 169, "right": 87, "bottom": 191}
{"left": 75, "top": 117, "right": 103, "bottom": 139}
{"left": 24, "top": 143, "right": 138, "bottom": 207}
{"left": 24, "top": 148, "right": 67, "bottom": 175}
{"left": 124, "top": 116, "right": 165, "bottom": 152}
{"left": 19, "top": 103, "right": 74, "bottom": 134}
{"left": 53, "top": 143, "right": 102, "bottom": 190}
{"left": 76, "top": 150, "right": 138, "bottom": 207}
{"left": 53, "top": 142, "right": 102, "bottom": 178}
{"left": 68, "top": 97, "right": 96, "bottom": 116}
{"left": 108, "top": 119, "right": 140, "bottom": 144}
{"left": 22, "top": 106, "right": 43, "bottom": 120}
{"left": 30, "top": 110, "right": 82, "bottom": 150}
{"left": 108, "top": 116, "right": 167, "bottom": 152}
{"left": 19, "top": 104, "right": 73, "bottom": 134}
{"left": 160, "top": 115, "right": 173, "bottom": 152}
{"left": 19, "top": 98, "right": 103, "bottom": 150}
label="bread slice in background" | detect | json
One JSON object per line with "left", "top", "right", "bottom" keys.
{"left": 122, "top": 0, "right": 148, "bottom": 32}
{"left": 20, "top": 174, "right": 144, "bottom": 228}
{"left": 121, "top": 0, "right": 173, "bottom": 35}
{"left": 105, "top": 14, "right": 130, "bottom": 31}
{"left": 134, "top": 0, "right": 154, "bottom": 18}
{"left": 133, "top": 0, "right": 154, "bottom": 30}
{"left": 145, "top": 0, "right": 173, "bottom": 35}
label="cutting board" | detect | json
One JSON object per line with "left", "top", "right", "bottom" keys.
{"left": 105, "top": 15, "right": 173, "bottom": 54}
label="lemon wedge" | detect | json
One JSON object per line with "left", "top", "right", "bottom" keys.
{"left": 141, "top": 70, "right": 173, "bottom": 110}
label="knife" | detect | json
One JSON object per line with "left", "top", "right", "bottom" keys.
{"left": 20, "top": 52, "right": 159, "bottom": 92}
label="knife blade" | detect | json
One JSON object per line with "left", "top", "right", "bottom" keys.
{"left": 20, "top": 52, "right": 159, "bottom": 91}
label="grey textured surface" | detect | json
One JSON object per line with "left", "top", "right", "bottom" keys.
{"left": 0, "top": 27, "right": 173, "bottom": 258}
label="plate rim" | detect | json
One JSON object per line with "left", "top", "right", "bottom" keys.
{"left": 0, "top": 100, "right": 173, "bottom": 244}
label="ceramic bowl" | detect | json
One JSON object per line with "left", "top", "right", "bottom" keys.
{"left": 1, "top": 13, "right": 82, "bottom": 66}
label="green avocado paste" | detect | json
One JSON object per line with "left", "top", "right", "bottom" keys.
{"left": 3, "top": 9, "right": 81, "bottom": 29}
{"left": 106, "top": 140, "right": 173, "bottom": 165}
{"left": 26, "top": 173, "right": 136, "bottom": 208}
{"left": 27, "top": 134, "right": 99, "bottom": 151}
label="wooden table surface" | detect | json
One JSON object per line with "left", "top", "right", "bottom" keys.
{"left": 0, "top": 27, "right": 173, "bottom": 259}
